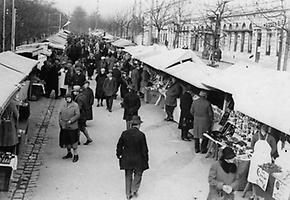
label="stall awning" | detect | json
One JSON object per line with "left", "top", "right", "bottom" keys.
{"left": 0, "top": 64, "right": 23, "bottom": 113}
{"left": 141, "top": 48, "right": 204, "bottom": 71}
{"left": 206, "top": 61, "right": 290, "bottom": 135}
{"left": 123, "top": 45, "right": 148, "bottom": 57}
{"left": 0, "top": 51, "right": 38, "bottom": 75}
{"left": 111, "top": 39, "right": 136, "bottom": 48}
{"left": 164, "top": 61, "right": 215, "bottom": 90}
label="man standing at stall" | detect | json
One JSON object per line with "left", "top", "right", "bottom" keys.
{"left": 190, "top": 90, "right": 213, "bottom": 153}
{"left": 116, "top": 115, "right": 149, "bottom": 200}
{"left": 164, "top": 77, "right": 182, "bottom": 122}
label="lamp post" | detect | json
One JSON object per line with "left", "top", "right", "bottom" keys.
{"left": 2, "top": 0, "right": 6, "bottom": 52}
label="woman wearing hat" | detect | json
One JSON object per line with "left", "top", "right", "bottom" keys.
{"left": 59, "top": 94, "right": 80, "bottom": 162}
{"left": 207, "top": 147, "right": 239, "bottom": 200}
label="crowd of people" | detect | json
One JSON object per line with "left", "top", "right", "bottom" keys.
{"left": 32, "top": 33, "right": 286, "bottom": 200}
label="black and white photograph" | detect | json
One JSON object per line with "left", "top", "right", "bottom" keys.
{"left": 0, "top": 0, "right": 290, "bottom": 199}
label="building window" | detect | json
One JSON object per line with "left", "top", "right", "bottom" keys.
{"left": 276, "top": 30, "right": 281, "bottom": 56}
{"left": 228, "top": 33, "right": 232, "bottom": 51}
{"left": 241, "top": 32, "right": 245, "bottom": 52}
{"left": 248, "top": 32, "right": 252, "bottom": 53}
{"left": 266, "top": 30, "right": 272, "bottom": 55}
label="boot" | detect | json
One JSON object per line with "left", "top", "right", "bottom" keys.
{"left": 72, "top": 155, "right": 79, "bottom": 162}
{"left": 62, "top": 152, "right": 72, "bottom": 159}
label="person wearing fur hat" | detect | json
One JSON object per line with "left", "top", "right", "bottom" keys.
{"left": 207, "top": 147, "right": 239, "bottom": 200}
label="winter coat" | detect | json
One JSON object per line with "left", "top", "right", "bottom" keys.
{"left": 123, "top": 91, "right": 141, "bottom": 121}
{"left": 140, "top": 69, "right": 150, "bottom": 88}
{"left": 72, "top": 73, "right": 86, "bottom": 87}
{"left": 190, "top": 97, "right": 213, "bottom": 139}
{"left": 131, "top": 68, "right": 141, "bottom": 91}
{"left": 103, "top": 77, "right": 117, "bottom": 97}
{"left": 64, "top": 67, "right": 76, "bottom": 87}
{"left": 207, "top": 161, "right": 239, "bottom": 200}
{"left": 74, "top": 93, "right": 88, "bottom": 122}
{"left": 59, "top": 101, "right": 80, "bottom": 130}
{"left": 95, "top": 73, "right": 107, "bottom": 99}
{"left": 165, "top": 82, "right": 182, "bottom": 107}
{"left": 178, "top": 91, "right": 194, "bottom": 130}
{"left": 112, "top": 68, "right": 122, "bottom": 85}
{"left": 82, "top": 87, "right": 94, "bottom": 120}
{"left": 116, "top": 127, "right": 149, "bottom": 171}
{"left": 120, "top": 77, "right": 131, "bottom": 98}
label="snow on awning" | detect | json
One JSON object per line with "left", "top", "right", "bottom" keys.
{"left": 140, "top": 48, "right": 204, "bottom": 71}
{"left": 164, "top": 61, "right": 215, "bottom": 90}
{"left": 0, "top": 51, "right": 38, "bottom": 75}
{"left": 133, "top": 45, "right": 168, "bottom": 60}
{"left": 111, "top": 39, "right": 135, "bottom": 48}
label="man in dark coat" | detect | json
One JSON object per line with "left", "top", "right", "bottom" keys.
{"left": 116, "top": 115, "right": 149, "bottom": 200}
{"left": 164, "top": 77, "right": 182, "bottom": 121}
{"left": 190, "top": 90, "right": 213, "bottom": 153}
{"left": 131, "top": 64, "right": 141, "bottom": 93}
{"left": 95, "top": 68, "right": 107, "bottom": 106}
{"left": 112, "top": 64, "right": 122, "bottom": 96}
{"left": 72, "top": 67, "right": 86, "bottom": 87}
{"left": 178, "top": 86, "right": 194, "bottom": 141}
{"left": 73, "top": 86, "right": 93, "bottom": 145}
{"left": 82, "top": 81, "right": 94, "bottom": 121}
{"left": 123, "top": 85, "right": 141, "bottom": 129}
{"left": 103, "top": 71, "right": 117, "bottom": 112}
{"left": 46, "top": 60, "right": 59, "bottom": 99}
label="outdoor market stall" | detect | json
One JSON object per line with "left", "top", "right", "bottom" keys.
{"left": 111, "top": 38, "right": 136, "bottom": 48}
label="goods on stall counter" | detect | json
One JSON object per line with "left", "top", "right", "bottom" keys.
{"left": 0, "top": 152, "right": 15, "bottom": 165}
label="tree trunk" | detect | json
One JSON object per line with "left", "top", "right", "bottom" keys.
{"left": 277, "top": 28, "right": 284, "bottom": 71}
{"left": 282, "top": 29, "right": 290, "bottom": 71}
{"left": 157, "top": 28, "right": 161, "bottom": 43}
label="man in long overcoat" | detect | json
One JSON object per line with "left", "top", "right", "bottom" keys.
{"left": 103, "top": 71, "right": 117, "bottom": 112}
{"left": 190, "top": 90, "right": 213, "bottom": 153}
{"left": 116, "top": 115, "right": 149, "bottom": 200}
{"left": 164, "top": 77, "right": 182, "bottom": 121}
{"left": 123, "top": 85, "right": 141, "bottom": 129}
{"left": 82, "top": 81, "right": 94, "bottom": 121}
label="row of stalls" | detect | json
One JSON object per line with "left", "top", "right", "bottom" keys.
{"left": 115, "top": 41, "right": 290, "bottom": 200}
{"left": 0, "top": 30, "right": 69, "bottom": 191}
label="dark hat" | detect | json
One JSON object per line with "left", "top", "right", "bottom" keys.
{"left": 131, "top": 115, "right": 143, "bottom": 125}
{"left": 222, "top": 147, "right": 236, "bottom": 160}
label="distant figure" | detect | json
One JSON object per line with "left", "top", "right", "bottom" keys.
{"left": 95, "top": 68, "right": 107, "bottom": 107}
{"left": 59, "top": 94, "right": 80, "bottom": 162}
{"left": 116, "top": 116, "right": 149, "bottom": 200}
{"left": 82, "top": 81, "right": 94, "bottom": 121}
{"left": 103, "top": 71, "right": 117, "bottom": 112}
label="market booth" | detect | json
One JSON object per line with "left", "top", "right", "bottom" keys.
{"left": 111, "top": 38, "right": 136, "bottom": 48}
{"left": 201, "top": 62, "right": 290, "bottom": 200}
{"left": 0, "top": 51, "right": 38, "bottom": 191}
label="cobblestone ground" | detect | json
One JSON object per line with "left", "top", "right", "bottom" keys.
{"left": 0, "top": 98, "right": 57, "bottom": 200}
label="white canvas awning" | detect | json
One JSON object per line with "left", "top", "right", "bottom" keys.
{"left": 141, "top": 48, "right": 204, "bottom": 71}
{"left": 0, "top": 51, "right": 38, "bottom": 75}
{"left": 112, "top": 39, "right": 135, "bottom": 48}
{"left": 133, "top": 45, "right": 168, "bottom": 60}
{"left": 164, "top": 61, "right": 215, "bottom": 90}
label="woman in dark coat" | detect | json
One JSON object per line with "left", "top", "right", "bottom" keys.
{"left": 178, "top": 87, "right": 194, "bottom": 141}
{"left": 83, "top": 81, "right": 94, "bottom": 120}
{"left": 95, "top": 68, "right": 107, "bottom": 106}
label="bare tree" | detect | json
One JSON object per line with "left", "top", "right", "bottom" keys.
{"left": 149, "top": 0, "right": 172, "bottom": 43}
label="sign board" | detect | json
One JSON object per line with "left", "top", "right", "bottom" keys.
{"left": 256, "top": 167, "right": 269, "bottom": 191}
{"left": 272, "top": 179, "right": 290, "bottom": 200}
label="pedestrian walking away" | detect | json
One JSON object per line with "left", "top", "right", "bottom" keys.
{"left": 95, "top": 68, "right": 107, "bottom": 107}
{"left": 73, "top": 86, "right": 93, "bottom": 145}
{"left": 59, "top": 94, "right": 80, "bottom": 162}
{"left": 123, "top": 85, "right": 141, "bottom": 130}
{"left": 116, "top": 115, "right": 149, "bottom": 200}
